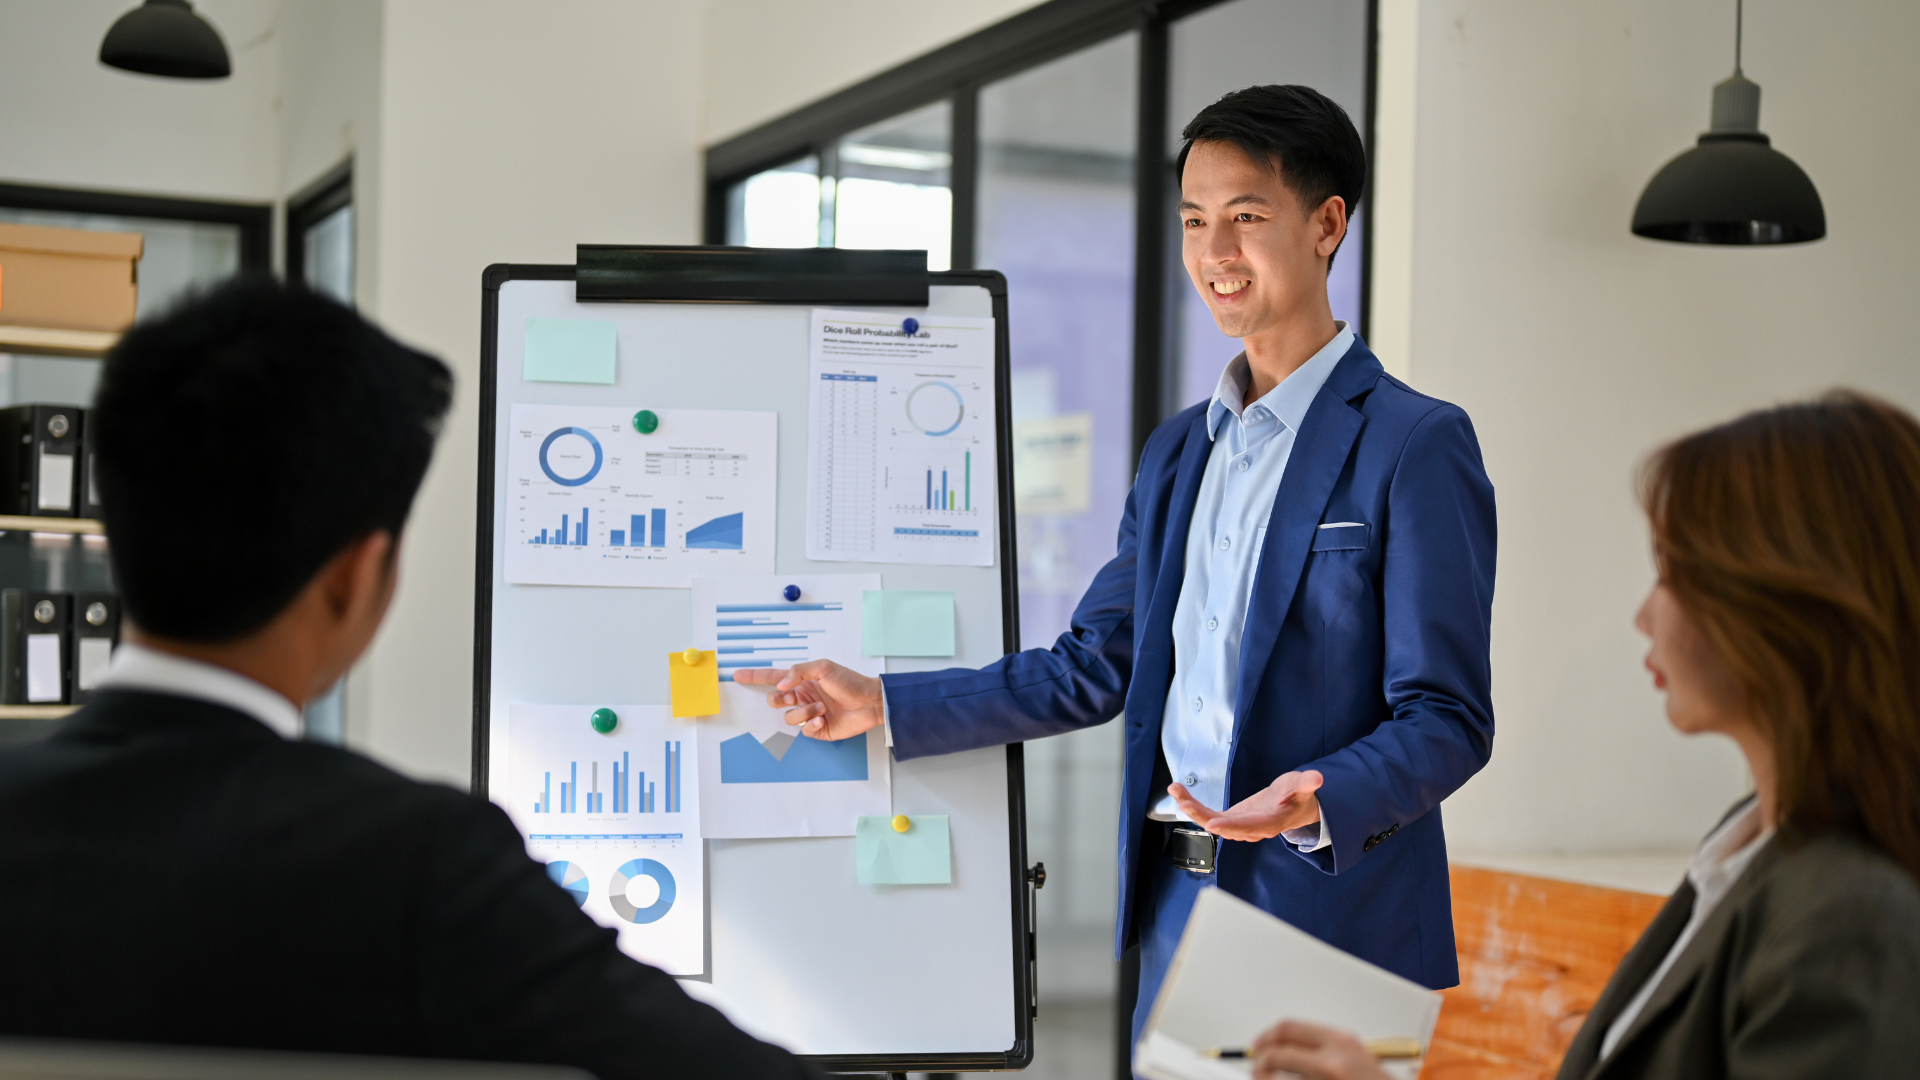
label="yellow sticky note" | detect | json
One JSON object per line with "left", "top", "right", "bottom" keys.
{"left": 668, "top": 649, "right": 719, "bottom": 717}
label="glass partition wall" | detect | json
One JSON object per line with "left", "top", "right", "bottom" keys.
{"left": 977, "top": 33, "right": 1138, "bottom": 1076}
{"left": 708, "top": 4, "right": 1374, "bottom": 1076}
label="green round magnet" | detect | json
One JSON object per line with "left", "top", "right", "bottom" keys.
{"left": 632, "top": 410, "right": 659, "bottom": 434}
{"left": 589, "top": 708, "right": 618, "bottom": 734}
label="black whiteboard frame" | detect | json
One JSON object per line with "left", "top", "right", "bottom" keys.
{"left": 471, "top": 254, "right": 1035, "bottom": 1072}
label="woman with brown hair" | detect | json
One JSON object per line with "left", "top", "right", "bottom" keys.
{"left": 1247, "top": 391, "right": 1920, "bottom": 1079}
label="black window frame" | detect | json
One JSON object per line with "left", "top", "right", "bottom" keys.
{"left": 284, "top": 160, "right": 353, "bottom": 297}
{"left": 0, "top": 181, "right": 272, "bottom": 275}
{"left": 704, "top": 0, "right": 1379, "bottom": 463}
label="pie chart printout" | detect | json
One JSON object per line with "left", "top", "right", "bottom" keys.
{"left": 609, "top": 858, "right": 676, "bottom": 924}
{"left": 546, "top": 859, "right": 590, "bottom": 906}
{"left": 505, "top": 404, "right": 777, "bottom": 588}
{"left": 506, "top": 703, "right": 704, "bottom": 975}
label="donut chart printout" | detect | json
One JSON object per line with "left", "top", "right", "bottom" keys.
{"left": 504, "top": 404, "right": 777, "bottom": 588}
{"left": 805, "top": 308, "right": 998, "bottom": 567}
{"left": 505, "top": 703, "right": 705, "bottom": 975}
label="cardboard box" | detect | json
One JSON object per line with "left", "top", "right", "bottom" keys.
{"left": 0, "top": 222, "right": 143, "bottom": 333}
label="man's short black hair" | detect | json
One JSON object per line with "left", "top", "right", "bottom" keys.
{"left": 95, "top": 276, "right": 453, "bottom": 641}
{"left": 1177, "top": 84, "right": 1367, "bottom": 267}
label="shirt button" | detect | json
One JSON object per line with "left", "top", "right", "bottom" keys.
{"left": 1238, "top": 459, "right": 1250, "bottom": 472}
{"left": 1207, "top": 617, "right": 1219, "bottom": 631}
{"left": 1219, "top": 537, "right": 1231, "bottom": 550}
{"left": 1192, "top": 696, "right": 1203, "bottom": 712}
{"left": 1183, "top": 773, "right": 1199, "bottom": 786}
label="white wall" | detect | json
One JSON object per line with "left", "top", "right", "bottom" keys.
{"left": 359, "top": 0, "right": 706, "bottom": 783}
{"left": 702, "top": 0, "right": 1041, "bottom": 142}
{"left": 278, "top": 0, "right": 382, "bottom": 313}
{"left": 1389, "top": 0, "right": 1920, "bottom": 857}
{"left": 0, "top": 0, "right": 281, "bottom": 201}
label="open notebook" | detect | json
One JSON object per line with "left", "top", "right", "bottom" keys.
{"left": 1137, "top": 889, "right": 1443, "bottom": 1080}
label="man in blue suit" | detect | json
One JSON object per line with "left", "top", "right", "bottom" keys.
{"left": 737, "top": 84, "right": 1496, "bottom": 1054}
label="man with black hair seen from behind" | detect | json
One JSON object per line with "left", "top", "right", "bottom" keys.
{"left": 0, "top": 277, "right": 819, "bottom": 1080}
{"left": 734, "top": 84, "right": 1498, "bottom": 1068}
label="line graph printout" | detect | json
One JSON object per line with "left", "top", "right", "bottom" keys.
{"left": 806, "top": 308, "right": 998, "bottom": 567}
{"left": 504, "top": 405, "right": 776, "bottom": 588}
{"left": 690, "top": 573, "right": 889, "bottom": 838}
{"left": 504, "top": 703, "right": 705, "bottom": 975}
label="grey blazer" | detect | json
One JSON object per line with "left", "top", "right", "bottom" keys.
{"left": 1556, "top": 812, "right": 1920, "bottom": 1079}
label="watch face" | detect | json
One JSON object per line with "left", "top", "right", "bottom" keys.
{"left": 86, "top": 602, "right": 108, "bottom": 626}
{"left": 33, "top": 600, "right": 55, "bottom": 624}
{"left": 47, "top": 414, "right": 69, "bottom": 439}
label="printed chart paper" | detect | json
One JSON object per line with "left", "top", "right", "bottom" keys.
{"left": 504, "top": 704, "right": 705, "bottom": 976}
{"left": 806, "top": 308, "right": 998, "bottom": 567}
{"left": 504, "top": 405, "right": 776, "bottom": 589}
{"left": 690, "top": 574, "right": 889, "bottom": 837}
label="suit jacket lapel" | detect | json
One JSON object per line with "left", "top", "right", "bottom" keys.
{"left": 1228, "top": 346, "right": 1376, "bottom": 740}
{"left": 1580, "top": 836, "right": 1789, "bottom": 1080}
{"left": 1557, "top": 883, "right": 1696, "bottom": 1077}
{"left": 1133, "top": 410, "right": 1215, "bottom": 712}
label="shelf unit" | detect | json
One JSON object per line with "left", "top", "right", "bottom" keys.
{"left": 0, "top": 704, "right": 76, "bottom": 720}
{"left": 0, "top": 516, "right": 105, "bottom": 535}
{"left": 0, "top": 325, "right": 119, "bottom": 359}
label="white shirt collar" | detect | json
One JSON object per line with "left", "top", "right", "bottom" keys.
{"left": 1206, "top": 321, "right": 1355, "bottom": 441}
{"left": 98, "top": 643, "right": 304, "bottom": 739}
{"left": 1688, "top": 796, "right": 1773, "bottom": 906}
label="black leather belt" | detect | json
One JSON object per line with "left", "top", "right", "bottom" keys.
{"left": 1164, "top": 823, "right": 1218, "bottom": 874}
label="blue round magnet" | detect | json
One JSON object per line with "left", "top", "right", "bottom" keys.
{"left": 783, "top": 584, "right": 802, "bottom": 602}
{"left": 901, "top": 317, "right": 920, "bottom": 338}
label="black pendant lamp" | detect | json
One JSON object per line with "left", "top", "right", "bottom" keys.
{"left": 99, "top": 0, "right": 231, "bottom": 80}
{"left": 1631, "top": 0, "right": 1823, "bottom": 245}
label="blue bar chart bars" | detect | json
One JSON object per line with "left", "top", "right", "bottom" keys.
{"left": 530, "top": 742, "right": 679, "bottom": 815}
{"left": 923, "top": 452, "right": 972, "bottom": 511}
{"left": 529, "top": 508, "right": 593, "bottom": 545}
{"left": 651, "top": 508, "right": 666, "bottom": 548}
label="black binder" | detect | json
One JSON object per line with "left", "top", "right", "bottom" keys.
{"left": 72, "top": 592, "right": 120, "bottom": 705}
{"left": 0, "top": 589, "right": 72, "bottom": 705}
{"left": 0, "top": 404, "right": 83, "bottom": 517}
{"left": 77, "top": 408, "right": 106, "bottom": 520}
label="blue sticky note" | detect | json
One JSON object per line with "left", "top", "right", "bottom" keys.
{"left": 523, "top": 317, "right": 617, "bottom": 384}
{"left": 856, "top": 815, "right": 951, "bottom": 885}
{"left": 862, "top": 590, "right": 955, "bottom": 657}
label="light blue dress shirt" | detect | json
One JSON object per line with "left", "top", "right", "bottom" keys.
{"left": 1145, "top": 323, "right": 1354, "bottom": 853}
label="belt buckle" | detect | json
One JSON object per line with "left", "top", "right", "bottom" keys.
{"left": 1170, "top": 825, "right": 1218, "bottom": 874}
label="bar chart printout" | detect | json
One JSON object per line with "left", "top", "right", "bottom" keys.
{"left": 805, "top": 308, "right": 998, "bottom": 567}
{"left": 690, "top": 573, "right": 891, "bottom": 838}
{"left": 504, "top": 703, "right": 703, "bottom": 974}
{"left": 504, "top": 404, "right": 776, "bottom": 588}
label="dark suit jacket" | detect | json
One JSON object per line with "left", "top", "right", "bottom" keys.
{"left": 884, "top": 338, "right": 1497, "bottom": 988}
{"left": 1557, "top": 816, "right": 1920, "bottom": 1079}
{"left": 0, "top": 691, "right": 816, "bottom": 1080}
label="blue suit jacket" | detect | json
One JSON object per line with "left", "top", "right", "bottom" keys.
{"left": 884, "top": 338, "right": 1496, "bottom": 989}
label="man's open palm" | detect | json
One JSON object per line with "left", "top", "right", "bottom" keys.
{"left": 730, "top": 660, "right": 884, "bottom": 742}
{"left": 1169, "top": 769, "right": 1324, "bottom": 841}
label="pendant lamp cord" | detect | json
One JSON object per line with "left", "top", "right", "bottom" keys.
{"left": 1734, "top": 0, "right": 1744, "bottom": 76}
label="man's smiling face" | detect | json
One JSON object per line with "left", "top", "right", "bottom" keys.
{"left": 1179, "top": 139, "right": 1345, "bottom": 342}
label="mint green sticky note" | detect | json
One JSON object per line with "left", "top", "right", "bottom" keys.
{"left": 523, "top": 317, "right": 617, "bottom": 384}
{"left": 862, "top": 590, "right": 955, "bottom": 657}
{"left": 856, "top": 815, "right": 951, "bottom": 885}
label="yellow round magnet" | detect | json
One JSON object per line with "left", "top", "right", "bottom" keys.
{"left": 891, "top": 815, "right": 911, "bottom": 833}
{"left": 683, "top": 647, "right": 700, "bottom": 665}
